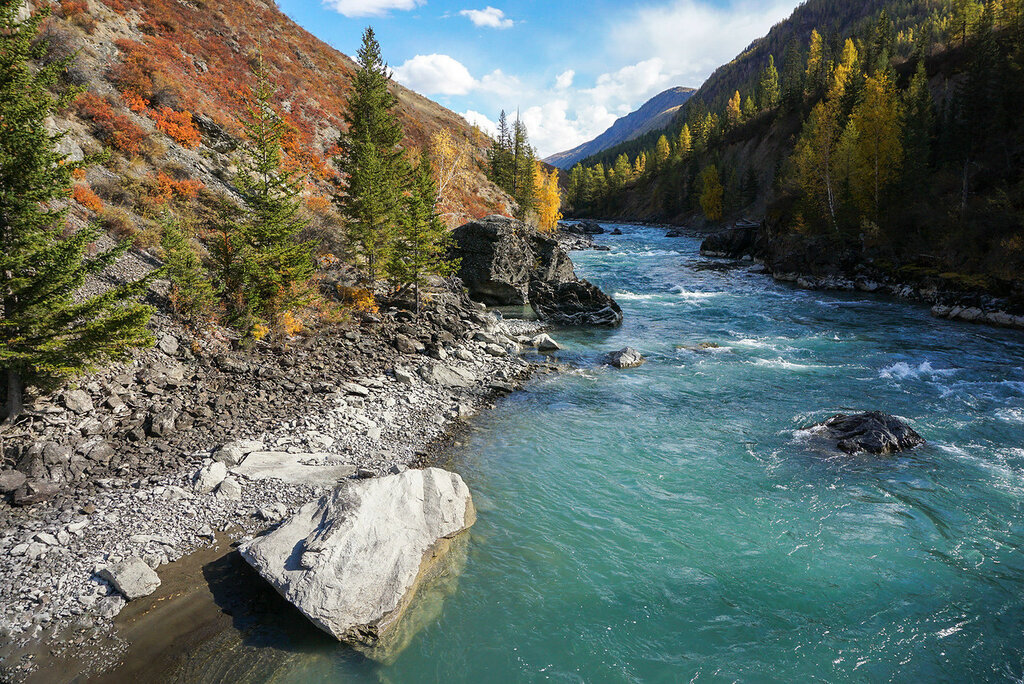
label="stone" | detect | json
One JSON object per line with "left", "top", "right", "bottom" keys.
{"left": 532, "top": 334, "right": 561, "bottom": 352}
{"left": 483, "top": 343, "right": 506, "bottom": 357}
{"left": 394, "top": 367, "right": 416, "bottom": 385}
{"left": 215, "top": 477, "right": 242, "bottom": 500}
{"left": 97, "top": 596, "right": 126, "bottom": 618}
{"left": 147, "top": 408, "right": 177, "bottom": 438}
{"left": 98, "top": 557, "right": 161, "bottom": 600}
{"left": 257, "top": 502, "right": 289, "bottom": 522}
{"left": 699, "top": 221, "right": 759, "bottom": 258}
{"left": 418, "top": 361, "right": 474, "bottom": 388}
{"left": 193, "top": 461, "right": 227, "bottom": 493}
{"left": 528, "top": 279, "right": 623, "bottom": 327}
{"left": 35, "top": 531, "right": 59, "bottom": 546}
{"left": 212, "top": 446, "right": 245, "bottom": 466}
{"left": 157, "top": 334, "right": 179, "bottom": 355}
{"left": 394, "top": 334, "right": 420, "bottom": 354}
{"left": 61, "top": 389, "right": 93, "bottom": 414}
{"left": 810, "top": 411, "right": 925, "bottom": 455}
{"left": 0, "top": 469, "right": 27, "bottom": 494}
{"left": 231, "top": 452, "right": 356, "bottom": 486}
{"left": 604, "top": 347, "right": 645, "bottom": 369}
{"left": 239, "top": 468, "right": 475, "bottom": 650}
{"left": 222, "top": 439, "right": 265, "bottom": 456}
{"left": 12, "top": 479, "right": 60, "bottom": 506}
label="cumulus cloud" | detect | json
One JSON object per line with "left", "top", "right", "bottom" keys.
{"left": 459, "top": 6, "right": 514, "bottom": 29}
{"left": 555, "top": 70, "right": 575, "bottom": 90}
{"left": 393, "top": 54, "right": 477, "bottom": 95}
{"left": 462, "top": 110, "right": 498, "bottom": 136}
{"left": 321, "top": 0, "right": 423, "bottom": 17}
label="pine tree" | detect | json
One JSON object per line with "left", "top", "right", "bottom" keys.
{"left": 511, "top": 117, "right": 538, "bottom": 217}
{"left": 160, "top": 217, "right": 215, "bottom": 331}
{"left": 236, "top": 52, "right": 315, "bottom": 325}
{"left": 781, "top": 40, "right": 805, "bottom": 109}
{"left": 759, "top": 55, "right": 781, "bottom": 110}
{"left": 805, "top": 29, "right": 826, "bottom": 96}
{"left": 391, "top": 151, "right": 456, "bottom": 314}
{"left": 613, "top": 153, "right": 632, "bottom": 184}
{"left": 335, "top": 27, "right": 407, "bottom": 287}
{"left": 488, "top": 110, "right": 514, "bottom": 191}
{"left": 0, "top": 1, "right": 154, "bottom": 423}
{"left": 654, "top": 135, "right": 671, "bottom": 168}
{"left": 902, "top": 59, "right": 935, "bottom": 189}
{"left": 743, "top": 95, "right": 757, "bottom": 120}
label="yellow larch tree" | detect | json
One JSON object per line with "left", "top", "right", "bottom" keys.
{"left": 536, "top": 164, "right": 562, "bottom": 234}
{"left": 850, "top": 73, "right": 904, "bottom": 216}
{"left": 429, "top": 127, "right": 468, "bottom": 215}
{"left": 726, "top": 90, "right": 743, "bottom": 127}
{"left": 654, "top": 134, "right": 671, "bottom": 168}
{"left": 805, "top": 29, "right": 825, "bottom": 95}
{"left": 699, "top": 165, "right": 724, "bottom": 221}
{"left": 677, "top": 124, "right": 692, "bottom": 157}
{"left": 829, "top": 38, "right": 860, "bottom": 102}
{"left": 791, "top": 99, "right": 844, "bottom": 227}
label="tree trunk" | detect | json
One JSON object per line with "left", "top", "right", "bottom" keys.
{"left": 1, "top": 369, "right": 23, "bottom": 428}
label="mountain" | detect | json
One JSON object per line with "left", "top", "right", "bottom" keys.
{"left": 47, "top": 0, "right": 512, "bottom": 246}
{"left": 544, "top": 86, "right": 695, "bottom": 169}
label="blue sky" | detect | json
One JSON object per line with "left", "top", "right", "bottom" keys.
{"left": 276, "top": 0, "right": 801, "bottom": 157}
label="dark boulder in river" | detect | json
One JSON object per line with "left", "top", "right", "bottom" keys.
{"left": 452, "top": 215, "right": 621, "bottom": 326}
{"left": 699, "top": 221, "right": 759, "bottom": 258}
{"left": 604, "top": 347, "right": 645, "bottom": 368}
{"left": 811, "top": 411, "right": 925, "bottom": 455}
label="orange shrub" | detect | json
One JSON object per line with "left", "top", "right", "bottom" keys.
{"left": 152, "top": 107, "right": 200, "bottom": 147}
{"left": 337, "top": 286, "right": 378, "bottom": 314}
{"left": 154, "top": 172, "right": 204, "bottom": 201}
{"left": 76, "top": 93, "right": 147, "bottom": 155}
{"left": 124, "top": 91, "right": 150, "bottom": 113}
{"left": 73, "top": 184, "right": 103, "bottom": 212}
{"left": 60, "top": 0, "right": 88, "bottom": 15}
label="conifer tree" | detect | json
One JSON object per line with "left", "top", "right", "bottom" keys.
{"left": 335, "top": 27, "right": 407, "bottom": 287}
{"left": 613, "top": 154, "right": 632, "bottom": 184}
{"left": 699, "top": 165, "right": 724, "bottom": 221}
{"left": 488, "top": 110, "right": 515, "bottom": 190}
{"left": 743, "top": 95, "right": 757, "bottom": 120}
{"left": 677, "top": 125, "right": 692, "bottom": 157}
{"left": 654, "top": 135, "right": 671, "bottom": 168}
{"left": 726, "top": 90, "right": 743, "bottom": 126}
{"left": 781, "top": 40, "right": 805, "bottom": 109}
{"left": 236, "top": 52, "right": 315, "bottom": 325}
{"left": 160, "top": 217, "right": 215, "bottom": 330}
{"left": 0, "top": 1, "right": 154, "bottom": 423}
{"left": 805, "top": 29, "right": 826, "bottom": 96}
{"left": 758, "top": 55, "right": 781, "bottom": 110}
{"left": 850, "top": 73, "right": 904, "bottom": 216}
{"left": 568, "top": 163, "right": 586, "bottom": 209}
{"left": 391, "top": 151, "right": 456, "bottom": 313}
{"left": 791, "top": 100, "right": 844, "bottom": 227}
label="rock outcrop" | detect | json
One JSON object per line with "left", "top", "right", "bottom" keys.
{"left": 699, "top": 220, "right": 759, "bottom": 258}
{"left": 810, "top": 412, "right": 925, "bottom": 455}
{"left": 604, "top": 347, "right": 645, "bottom": 369}
{"left": 239, "top": 468, "right": 476, "bottom": 654}
{"left": 98, "top": 557, "right": 161, "bottom": 600}
{"left": 452, "top": 215, "right": 621, "bottom": 326}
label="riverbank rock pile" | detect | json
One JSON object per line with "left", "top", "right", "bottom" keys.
{"left": 240, "top": 468, "right": 475, "bottom": 655}
{"left": 452, "top": 215, "right": 622, "bottom": 326}
{"left": 556, "top": 221, "right": 611, "bottom": 251}
{"left": 810, "top": 412, "right": 925, "bottom": 455}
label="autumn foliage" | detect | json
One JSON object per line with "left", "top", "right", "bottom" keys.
{"left": 75, "top": 93, "right": 147, "bottom": 155}
{"left": 72, "top": 184, "right": 103, "bottom": 212}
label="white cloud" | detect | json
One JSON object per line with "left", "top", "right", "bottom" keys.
{"left": 321, "top": 0, "right": 423, "bottom": 17}
{"left": 393, "top": 54, "right": 477, "bottom": 95}
{"left": 478, "top": 69, "right": 521, "bottom": 98}
{"left": 462, "top": 110, "right": 497, "bottom": 136}
{"left": 555, "top": 69, "right": 575, "bottom": 90}
{"left": 459, "top": 6, "right": 514, "bottom": 29}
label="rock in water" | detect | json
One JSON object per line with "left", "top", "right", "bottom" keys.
{"left": 812, "top": 411, "right": 925, "bottom": 455}
{"left": 529, "top": 280, "right": 623, "bottom": 327}
{"left": 700, "top": 221, "right": 759, "bottom": 258}
{"left": 239, "top": 468, "right": 475, "bottom": 653}
{"left": 451, "top": 215, "right": 621, "bottom": 326}
{"left": 604, "top": 347, "right": 645, "bottom": 368}
{"left": 99, "top": 557, "right": 161, "bottom": 600}
{"left": 532, "top": 333, "right": 561, "bottom": 352}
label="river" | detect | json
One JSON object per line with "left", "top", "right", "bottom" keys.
{"left": 188, "top": 223, "right": 1024, "bottom": 682}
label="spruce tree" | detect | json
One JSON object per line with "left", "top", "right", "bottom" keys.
{"left": 758, "top": 55, "right": 781, "bottom": 110}
{"left": 335, "top": 27, "right": 407, "bottom": 288}
{"left": 0, "top": 1, "right": 154, "bottom": 423}
{"left": 235, "top": 52, "right": 315, "bottom": 325}
{"left": 391, "top": 151, "right": 456, "bottom": 314}
{"left": 160, "top": 217, "right": 215, "bottom": 331}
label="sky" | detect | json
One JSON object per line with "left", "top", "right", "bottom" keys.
{"left": 276, "top": 0, "right": 802, "bottom": 158}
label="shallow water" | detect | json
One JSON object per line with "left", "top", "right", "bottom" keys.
{"left": 218, "top": 225, "right": 1024, "bottom": 682}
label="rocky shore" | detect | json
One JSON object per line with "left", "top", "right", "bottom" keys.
{"left": 0, "top": 283, "right": 547, "bottom": 682}
{"left": 692, "top": 222, "right": 1024, "bottom": 332}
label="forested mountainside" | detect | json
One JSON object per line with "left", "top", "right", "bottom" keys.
{"left": 46, "top": 0, "right": 512, "bottom": 247}
{"left": 567, "top": 0, "right": 1024, "bottom": 302}
{"left": 544, "top": 87, "right": 696, "bottom": 169}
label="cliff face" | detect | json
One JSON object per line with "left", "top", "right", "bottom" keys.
{"left": 544, "top": 87, "right": 695, "bottom": 169}
{"left": 46, "top": 0, "right": 512, "bottom": 241}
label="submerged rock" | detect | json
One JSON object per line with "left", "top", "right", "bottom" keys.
{"left": 811, "top": 411, "right": 925, "bottom": 455}
{"left": 604, "top": 347, "right": 645, "bottom": 369}
{"left": 239, "top": 468, "right": 475, "bottom": 655}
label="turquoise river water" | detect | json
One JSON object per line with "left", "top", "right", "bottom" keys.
{"left": 196, "top": 223, "right": 1024, "bottom": 682}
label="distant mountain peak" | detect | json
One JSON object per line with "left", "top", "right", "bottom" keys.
{"left": 544, "top": 86, "right": 695, "bottom": 169}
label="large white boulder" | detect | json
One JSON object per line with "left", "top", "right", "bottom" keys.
{"left": 230, "top": 451, "right": 356, "bottom": 486}
{"left": 239, "top": 468, "right": 475, "bottom": 651}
